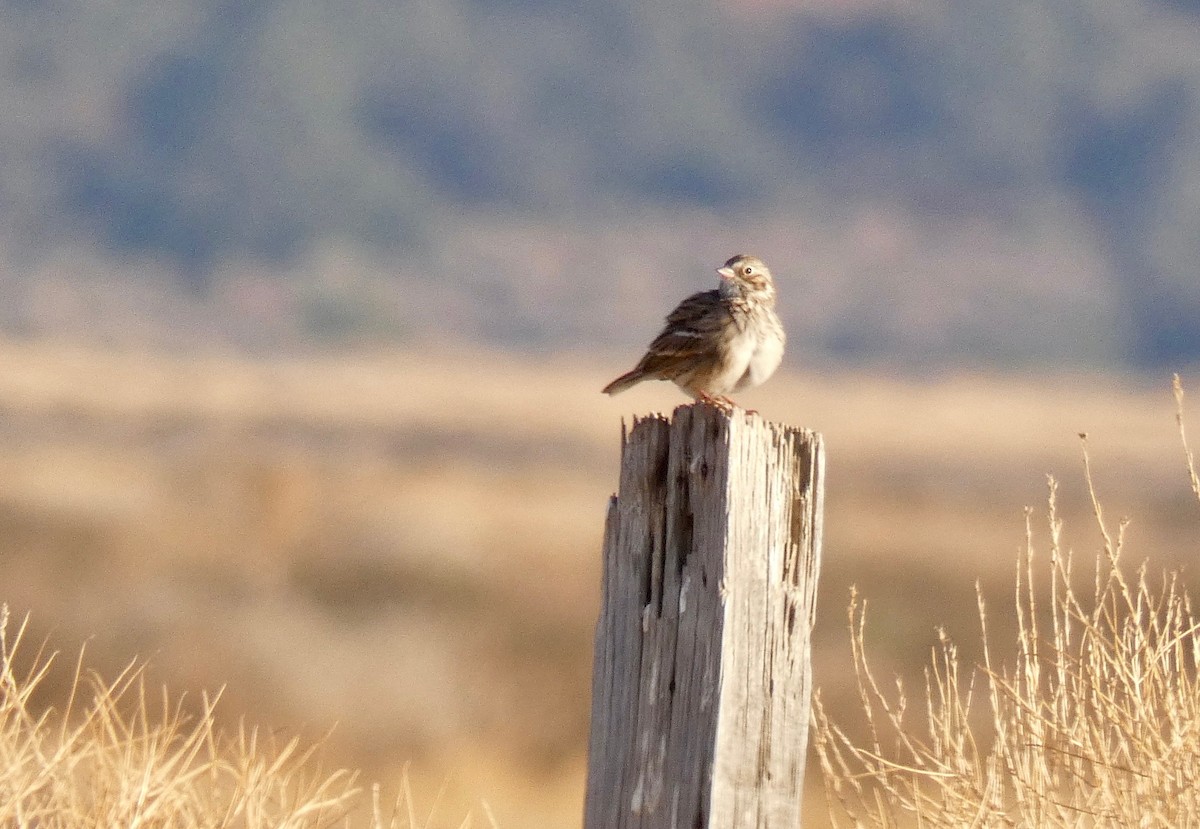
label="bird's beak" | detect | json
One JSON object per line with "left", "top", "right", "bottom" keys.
{"left": 716, "top": 266, "right": 735, "bottom": 280}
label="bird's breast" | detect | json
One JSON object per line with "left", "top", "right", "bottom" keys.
{"left": 734, "top": 316, "right": 785, "bottom": 391}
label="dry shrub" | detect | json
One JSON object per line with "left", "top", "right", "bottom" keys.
{"left": 815, "top": 376, "right": 1200, "bottom": 827}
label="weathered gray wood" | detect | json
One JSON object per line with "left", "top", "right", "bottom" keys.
{"left": 584, "top": 402, "right": 824, "bottom": 829}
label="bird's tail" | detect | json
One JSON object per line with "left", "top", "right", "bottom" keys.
{"left": 602, "top": 369, "right": 645, "bottom": 396}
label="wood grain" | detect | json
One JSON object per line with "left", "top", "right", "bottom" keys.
{"left": 584, "top": 402, "right": 825, "bottom": 828}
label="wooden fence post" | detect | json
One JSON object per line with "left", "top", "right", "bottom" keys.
{"left": 584, "top": 402, "right": 824, "bottom": 828}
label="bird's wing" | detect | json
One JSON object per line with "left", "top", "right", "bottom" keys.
{"left": 633, "top": 290, "right": 728, "bottom": 375}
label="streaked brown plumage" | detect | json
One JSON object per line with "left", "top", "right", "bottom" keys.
{"left": 603, "top": 254, "right": 785, "bottom": 407}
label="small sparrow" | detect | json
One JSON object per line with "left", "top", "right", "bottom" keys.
{"left": 603, "top": 254, "right": 786, "bottom": 407}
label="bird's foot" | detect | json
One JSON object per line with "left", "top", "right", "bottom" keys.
{"left": 698, "top": 392, "right": 737, "bottom": 411}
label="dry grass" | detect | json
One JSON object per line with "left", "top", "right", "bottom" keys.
{"left": 0, "top": 605, "right": 358, "bottom": 828}
{"left": 814, "top": 376, "right": 1200, "bottom": 826}
{"left": 1, "top": 339, "right": 1198, "bottom": 826}
{"left": 0, "top": 603, "right": 505, "bottom": 829}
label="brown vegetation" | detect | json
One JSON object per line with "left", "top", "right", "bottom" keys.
{"left": 814, "top": 378, "right": 1200, "bottom": 825}
{"left": 0, "top": 339, "right": 1197, "bottom": 826}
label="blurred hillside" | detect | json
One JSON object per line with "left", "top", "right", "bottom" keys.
{"left": 1, "top": 0, "right": 1199, "bottom": 364}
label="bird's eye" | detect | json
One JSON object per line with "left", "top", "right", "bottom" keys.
{"left": 743, "top": 266, "right": 754, "bottom": 275}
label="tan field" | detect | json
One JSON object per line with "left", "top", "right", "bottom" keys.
{"left": 1, "top": 338, "right": 1198, "bottom": 827}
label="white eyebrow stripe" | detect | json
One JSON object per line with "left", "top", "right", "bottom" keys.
{"left": 672, "top": 330, "right": 704, "bottom": 338}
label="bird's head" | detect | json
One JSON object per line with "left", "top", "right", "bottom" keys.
{"left": 716, "top": 254, "right": 774, "bottom": 301}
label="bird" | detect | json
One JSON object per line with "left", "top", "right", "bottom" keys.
{"left": 602, "top": 254, "right": 785, "bottom": 408}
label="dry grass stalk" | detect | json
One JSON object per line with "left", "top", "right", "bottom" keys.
{"left": 0, "top": 604, "right": 362, "bottom": 828}
{"left": 815, "top": 381, "right": 1200, "bottom": 827}
{"left": 0, "top": 605, "right": 495, "bottom": 828}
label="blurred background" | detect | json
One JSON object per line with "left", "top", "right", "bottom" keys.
{"left": 3, "top": 0, "right": 1200, "bottom": 825}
